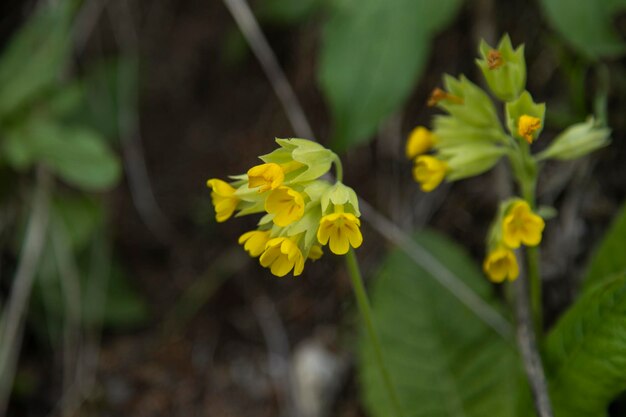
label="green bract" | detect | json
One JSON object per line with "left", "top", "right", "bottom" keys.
{"left": 476, "top": 34, "right": 526, "bottom": 101}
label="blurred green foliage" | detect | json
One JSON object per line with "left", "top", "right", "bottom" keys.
{"left": 582, "top": 203, "right": 626, "bottom": 291}
{"left": 360, "top": 231, "right": 524, "bottom": 417}
{"left": 318, "top": 0, "right": 463, "bottom": 151}
{"left": 544, "top": 272, "right": 626, "bottom": 417}
{"left": 540, "top": 0, "right": 626, "bottom": 60}
{"left": 0, "top": 0, "right": 147, "bottom": 347}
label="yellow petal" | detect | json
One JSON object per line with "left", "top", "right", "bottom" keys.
{"left": 405, "top": 126, "right": 434, "bottom": 159}
{"left": 329, "top": 226, "right": 350, "bottom": 255}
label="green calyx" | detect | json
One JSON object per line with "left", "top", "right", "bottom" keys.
{"left": 476, "top": 34, "right": 526, "bottom": 102}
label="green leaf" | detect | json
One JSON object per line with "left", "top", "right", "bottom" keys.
{"left": 544, "top": 273, "right": 626, "bottom": 417}
{"left": 539, "top": 0, "right": 626, "bottom": 60}
{"left": 3, "top": 117, "right": 121, "bottom": 191}
{"left": 582, "top": 202, "right": 626, "bottom": 291}
{"left": 360, "top": 231, "right": 523, "bottom": 417}
{"left": 0, "top": 0, "right": 75, "bottom": 117}
{"left": 318, "top": 0, "right": 462, "bottom": 151}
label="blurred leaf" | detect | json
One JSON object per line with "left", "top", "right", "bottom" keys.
{"left": 582, "top": 202, "right": 626, "bottom": 291}
{"left": 0, "top": 0, "right": 74, "bottom": 118}
{"left": 48, "top": 58, "right": 138, "bottom": 142}
{"left": 3, "top": 116, "right": 121, "bottom": 191}
{"left": 544, "top": 272, "right": 626, "bottom": 417}
{"left": 360, "top": 231, "right": 523, "bottom": 417}
{"left": 51, "top": 194, "right": 104, "bottom": 250}
{"left": 318, "top": 0, "right": 462, "bottom": 151}
{"left": 539, "top": 0, "right": 626, "bottom": 60}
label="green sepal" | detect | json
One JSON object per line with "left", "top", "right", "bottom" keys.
{"left": 285, "top": 204, "right": 322, "bottom": 254}
{"left": 536, "top": 118, "right": 610, "bottom": 161}
{"left": 505, "top": 91, "right": 545, "bottom": 142}
{"left": 260, "top": 138, "right": 336, "bottom": 183}
{"left": 439, "top": 74, "right": 500, "bottom": 128}
{"left": 303, "top": 180, "right": 333, "bottom": 202}
{"left": 433, "top": 115, "right": 507, "bottom": 148}
{"left": 476, "top": 34, "right": 526, "bottom": 102}
{"left": 438, "top": 143, "right": 507, "bottom": 181}
{"left": 321, "top": 181, "right": 360, "bottom": 216}
{"left": 235, "top": 200, "right": 265, "bottom": 217}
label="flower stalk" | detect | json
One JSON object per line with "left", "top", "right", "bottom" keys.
{"left": 346, "top": 249, "right": 404, "bottom": 417}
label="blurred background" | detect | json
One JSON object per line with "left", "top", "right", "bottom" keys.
{"left": 0, "top": 0, "right": 625, "bottom": 416}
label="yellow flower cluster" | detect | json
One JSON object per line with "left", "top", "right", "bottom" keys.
{"left": 207, "top": 139, "right": 362, "bottom": 277}
{"left": 483, "top": 200, "right": 545, "bottom": 282}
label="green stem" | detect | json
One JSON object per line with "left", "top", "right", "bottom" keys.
{"left": 520, "top": 176, "right": 542, "bottom": 338}
{"left": 345, "top": 249, "right": 404, "bottom": 417}
{"left": 593, "top": 63, "right": 610, "bottom": 127}
{"left": 332, "top": 154, "right": 344, "bottom": 182}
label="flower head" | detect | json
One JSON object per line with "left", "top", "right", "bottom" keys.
{"left": 260, "top": 237, "right": 305, "bottom": 277}
{"left": 239, "top": 230, "right": 271, "bottom": 257}
{"left": 413, "top": 156, "right": 447, "bottom": 192}
{"left": 207, "top": 179, "right": 239, "bottom": 222}
{"left": 483, "top": 247, "right": 519, "bottom": 282}
{"left": 502, "top": 200, "right": 545, "bottom": 248}
{"left": 265, "top": 186, "right": 305, "bottom": 227}
{"left": 518, "top": 115, "right": 541, "bottom": 144}
{"left": 405, "top": 126, "right": 435, "bottom": 159}
{"left": 317, "top": 211, "right": 363, "bottom": 255}
{"left": 247, "top": 163, "right": 284, "bottom": 192}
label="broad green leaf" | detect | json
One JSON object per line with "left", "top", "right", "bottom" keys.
{"left": 582, "top": 202, "right": 626, "bottom": 290}
{"left": 0, "top": 0, "right": 75, "bottom": 117}
{"left": 3, "top": 117, "right": 121, "bottom": 191}
{"left": 544, "top": 273, "right": 626, "bottom": 417}
{"left": 360, "top": 231, "right": 523, "bottom": 417}
{"left": 318, "top": 0, "right": 462, "bottom": 151}
{"left": 539, "top": 0, "right": 626, "bottom": 60}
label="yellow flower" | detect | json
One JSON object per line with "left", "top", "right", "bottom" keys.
{"left": 308, "top": 245, "right": 324, "bottom": 260}
{"left": 483, "top": 247, "right": 519, "bottom": 283}
{"left": 265, "top": 186, "right": 305, "bottom": 227}
{"left": 239, "top": 230, "right": 271, "bottom": 257}
{"left": 518, "top": 115, "right": 541, "bottom": 144}
{"left": 207, "top": 178, "right": 239, "bottom": 222}
{"left": 502, "top": 201, "right": 545, "bottom": 248}
{"left": 247, "top": 163, "right": 284, "bottom": 192}
{"left": 260, "top": 237, "right": 305, "bottom": 277}
{"left": 317, "top": 212, "right": 363, "bottom": 255}
{"left": 413, "top": 156, "right": 447, "bottom": 192}
{"left": 405, "top": 126, "right": 435, "bottom": 159}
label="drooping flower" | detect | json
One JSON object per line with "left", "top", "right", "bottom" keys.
{"left": 239, "top": 230, "right": 271, "bottom": 257}
{"left": 483, "top": 247, "right": 519, "bottom": 282}
{"left": 518, "top": 114, "right": 541, "bottom": 144}
{"left": 317, "top": 211, "right": 363, "bottom": 255}
{"left": 405, "top": 126, "right": 435, "bottom": 159}
{"left": 259, "top": 237, "right": 305, "bottom": 277}
{"left": 413, "top": 156, "right": 447, "bottom": 192}
{"left": 247, "top": 163, "right": 284, "bottom": 192}
{"left": 207, "top": 179, "right": 239, "bottom": 222}
{"left": 265, "top": 186, "right": 305, "bottom": 227}
{"left": 502, "top": 200, "right": 545, "bottom": 248}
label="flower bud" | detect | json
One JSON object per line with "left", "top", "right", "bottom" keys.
{"left": 260, "top": 138, "right": 335, "bottom": 183}
{"left": 476, "top": 34, "right": 526, "bottom": 101}
{"left": 437, "top": 75, "right": 501, "bottom": 128}
{"left": 536, "top": 118, "right": 610, "bottom": 161}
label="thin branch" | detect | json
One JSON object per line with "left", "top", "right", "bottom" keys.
{"left": 105, "top": 1, "right": 176, "bottom": 243}
{"left": 222, "top": 0, "right": 315, "bottom": 141}
{"left": 514, "top": 251, "right": 554, "bottom": 417}
{"left": 0, "top": 167, "right": 52, "bottom": 417}
{"left": 222, "top": 0, "right": 512, "bottom": 339}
